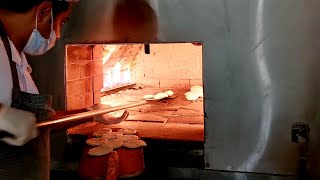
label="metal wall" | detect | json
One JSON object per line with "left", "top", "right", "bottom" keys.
{"left": 29, "top": 0, "right": 320, "bottom": 178}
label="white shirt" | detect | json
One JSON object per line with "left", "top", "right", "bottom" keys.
{"left": 0, "top": 38, "right": 39, "bottom": 106}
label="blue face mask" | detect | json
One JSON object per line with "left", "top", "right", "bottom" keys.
{"left": 23, "top": 9, "right": 57, "bottom": 56}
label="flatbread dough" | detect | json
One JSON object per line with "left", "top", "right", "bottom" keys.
{"left": 92, "top": 128, "right": 112, "bottom": 137}
{"left": 190, "top": 85, "right": 203, "bottom": 98}
{"left": 88, "top": 145, "right": 113, "bottom": 156}
{"left": 190, "top": 85, "right": 203, "bottom": 92}
{"left": 86, "top": 138, "right": 108, "bottom": 146}
{"left": 185, "top": 91, "right": 199, "bottom": 101}
{"left": 143, "top": 94, "right": 154, "bottom": 100}
{"left": 154, "top": 92, "right": 168, "bottom": 100}
{"left": 101, "top": 139, "right": 123, "bottom": 149}
{"left": 117, "top": 135, "right": 139, "bottom": 142}
{"left": 123, "top": 140, "right": 147, "bottom": 149}
{"left": 184, "top": 92, "right": 194, "bottom": 96}
{"left": 186, "top": 94, "right": 199, "bottom": 101}
{"left": 101, "top": 132, "right": 123, "bottom": 140}
{"left": 164, "top": 90, "right": 174, "bottom": 96}
{"left": 117, "top": 128, "right": 137, "bottom": 135}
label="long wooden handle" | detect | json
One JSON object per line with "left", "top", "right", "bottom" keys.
{"left": 37, "top": 101, "right": 150, "bottom": 128}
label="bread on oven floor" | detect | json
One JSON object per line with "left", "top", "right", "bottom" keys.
{"left": 154, "top": 92, "right": 168, "bottom": 100}
{"left": 164, "top": 90, "right": 174, "bottom": 96}
{"left": 143, "top": 94, "right": 154, "bottom": 100}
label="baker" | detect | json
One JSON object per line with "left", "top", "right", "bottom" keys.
{"left": 0, "top": 0, "right": 128, "bottom": 179}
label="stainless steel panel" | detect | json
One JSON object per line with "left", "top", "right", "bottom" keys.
{"left": 28, "top": 0, "right": 320, "bottom": 177}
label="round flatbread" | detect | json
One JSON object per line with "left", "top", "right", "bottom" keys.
{"left": 101, "top": 132, "right": 123, "bottom": 140}
{"left": 123, "top": 140, "right": 147, "bottom": 149}
{"left": 190, "top": 85, "right": 203, "bottom": 92}
{"left": 101, "top": 139, "right": 124, "bottom": 149}
{"left": 143, "top": 94, "right": 154, "bottom": 100}
{"left": 154, "top": 92, "right": 168, "bottom": 100}
{"left": 86, "top": 138, "right": 108, "bottom": 146}
{"left": 117, "top": 135, "right": 139, "bottom": 142}
{"left": 190, "top": 85, "right": 203, "bottom": 98}
{"left": 88, "top": 145, "right": 113, "bottom": 156}
{"left": 117, "top": 128, "right": 137, "bottom": 135}
{"left": 92, "top": 128, "right": 112, "bottom": 137}
{"left": 185, "top": 91, "right": 199, "bottom": 101}
{"left": 164, "top": 90, "right": 174, "bottom": 96}
{"left": 184, "top": 91, "right": 193, "bottom": 96}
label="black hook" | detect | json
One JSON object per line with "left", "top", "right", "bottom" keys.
{"left": 144, "top": 44, "right": 150, "bottom": 54}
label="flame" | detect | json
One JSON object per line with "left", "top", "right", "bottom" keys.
{"left": 102, "top": 45, "right": 132, "bottom": 89}
{"left": 102, "top": 46, "right": 117, "bottom": 64}
{"left": 103, "top": 62, "right": 131, "bottom": 89}
{"left": 123, "top": 69, "right": 131, "bottom": 83}
{"left": 112, "top": 62, "right": 121, "bottom": 84}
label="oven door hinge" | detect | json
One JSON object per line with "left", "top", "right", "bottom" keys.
{"left": 291, "top": 122, "right": 310, "bottom": 143}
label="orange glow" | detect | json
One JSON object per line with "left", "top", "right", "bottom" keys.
{"left": 123, "top": 69, "right": 131, "bottom": 83}
{"left": 102, "top": 45, "right": 117, "bottom": 64}
{"left": 103, "top": 62, "right": 132, "bottom": 89}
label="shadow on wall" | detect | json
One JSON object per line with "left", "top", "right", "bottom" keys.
{"left": 112, "top": 0, "right": 159, "bottom": 42}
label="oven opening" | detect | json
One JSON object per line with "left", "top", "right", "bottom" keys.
{"left": 65, "top": 43, "right": 204, "bottom": 142}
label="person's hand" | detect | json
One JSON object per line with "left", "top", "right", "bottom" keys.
{"left": 87, "top": 104, "right": 129, "bottom": 125}
{"left": 0, "top": 105, "right": 38, "bottom": 146}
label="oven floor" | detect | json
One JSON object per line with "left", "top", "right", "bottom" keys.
{"left": 67, "top": 121, "right": 204, "bottom": 142}
{"left": 100, "top": 88, "right": 204, "bottom": 125}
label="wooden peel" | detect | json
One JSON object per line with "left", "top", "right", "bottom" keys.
{"left": 37, "top": 100, "right": 151, "bottom": 128}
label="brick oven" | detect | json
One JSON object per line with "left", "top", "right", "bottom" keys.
{"left": 60, "top": 43, "right": 205, "bottom": 178}
{"left": 65, "top": 43, "right": 204, "bottom": 142}
{"left": 65, "top": 43, "right": 202, "bottom": 104}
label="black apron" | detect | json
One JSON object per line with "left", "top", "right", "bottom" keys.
{"left": 0, "top": 22, "right": 54, "bottom": 180}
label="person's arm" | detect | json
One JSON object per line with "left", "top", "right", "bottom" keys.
{"left": 0, "top": 103, "right": 37, "bottom": 146}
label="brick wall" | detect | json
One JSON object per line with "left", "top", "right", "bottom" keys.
{"left": 103, "top": 43, "right": 203, "bottom": 89}
{"left": 65, "top": 45, "right": 103, "bottom": 110}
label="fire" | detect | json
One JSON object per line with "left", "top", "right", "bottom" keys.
{"left": 102, "top": 45, "right": 117, "bottom": 64}
{"left": 103, "top": 47, "right": 132, "bottom": 89}
{"left": 112, "top": 62, "right": 121, "bottom": 84}
{"left": 123, "top": 69, "right": 131, "bottom": 83}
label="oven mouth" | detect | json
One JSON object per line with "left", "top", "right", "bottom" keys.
{"left": 65, "top": 42, "right": 204, "bottom": 142}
